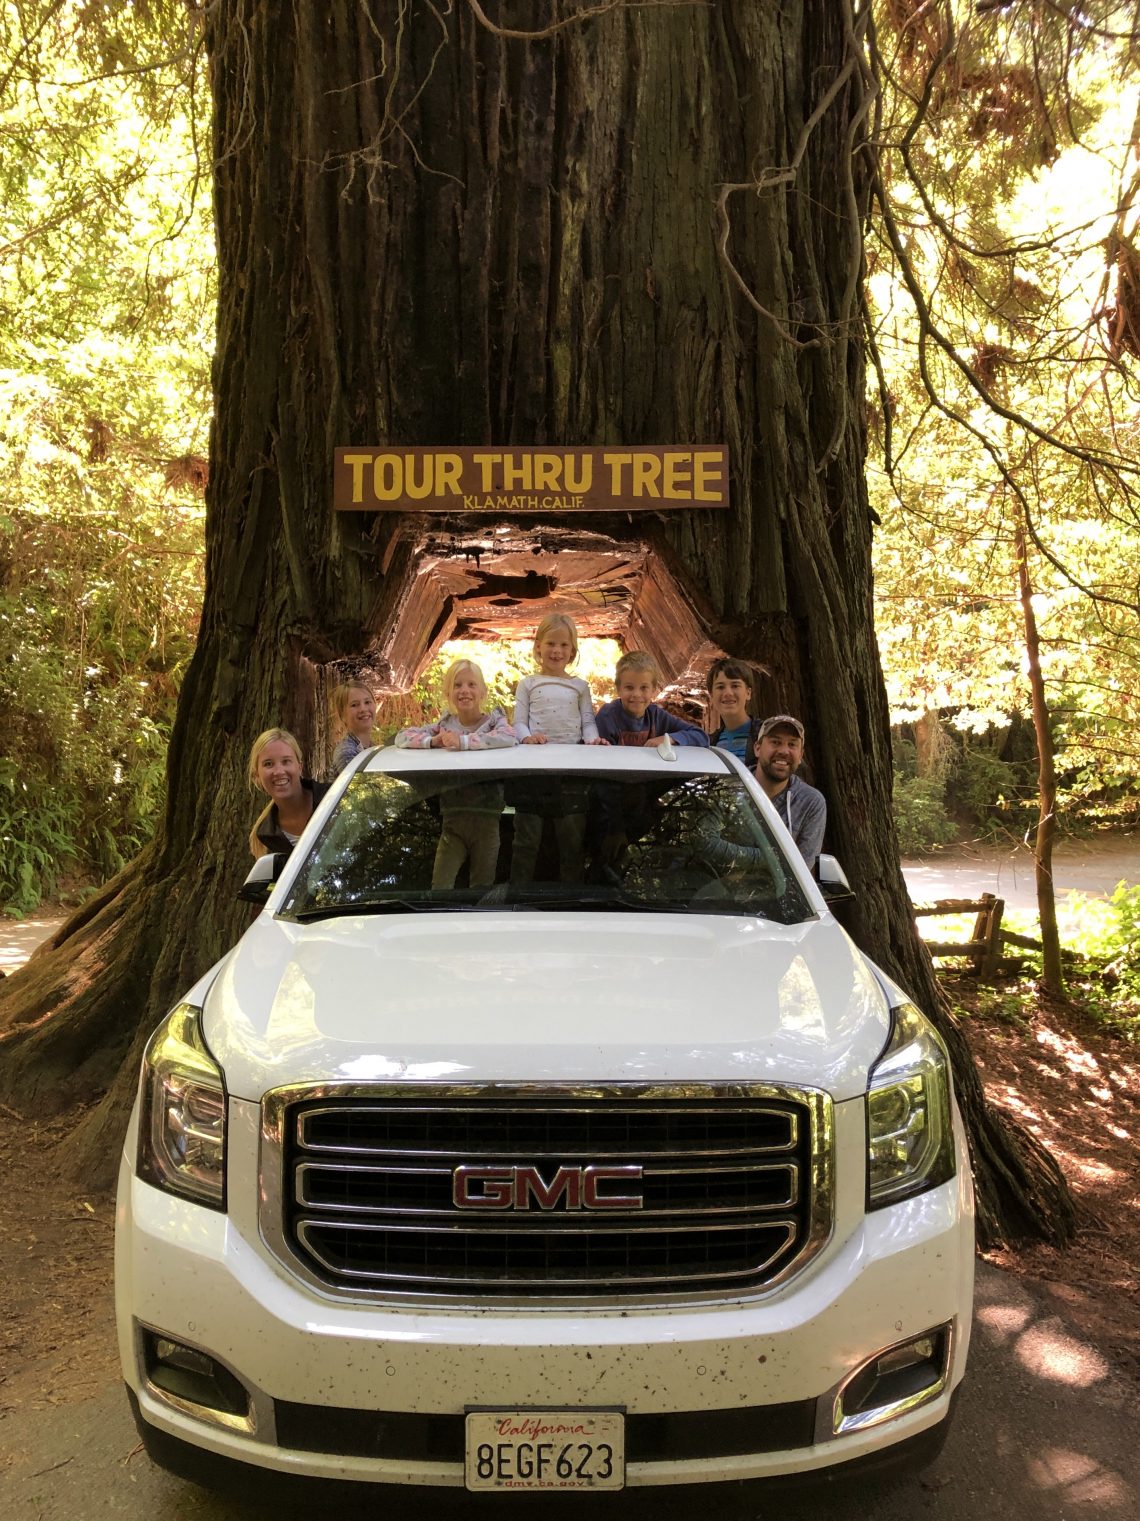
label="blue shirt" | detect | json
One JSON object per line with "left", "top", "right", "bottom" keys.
{"left": 717, "top": 722, "right": 752, "bottom": 760}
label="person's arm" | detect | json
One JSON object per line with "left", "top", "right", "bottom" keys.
{"left": 578, "top": 681, "right": 601, "bottom": 744}
{"left": 690, "top": 805, "right": 767, "bottom": 871}
{"left": 465, "top": 711, "right": 519, "bottom": 749}
{"left": 650, "top": 704, "right": 710, "bottom": 747}
{"left": 790, "top": 783, "right": 827, "bottom": 874}
{"left": 512, "top": 678, "right": 532, "bottom": 740}
{"left": 395, "top": 719, "right": 443, "bottom": 749}
{"left": 594, "top": 701, "right": 621, "bottom": 745}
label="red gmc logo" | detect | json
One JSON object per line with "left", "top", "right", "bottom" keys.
{"left": 452, "top": 1164, "right": 644, "bottom": 1211}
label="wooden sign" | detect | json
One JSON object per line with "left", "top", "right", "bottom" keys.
{"left": 333, "top": 446, "right": 729, "bottom": 512}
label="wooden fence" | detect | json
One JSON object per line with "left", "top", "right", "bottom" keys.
{"left": 912, "top": 893, "right": 1043, "bottom": 980}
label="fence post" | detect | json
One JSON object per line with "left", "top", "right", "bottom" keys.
{"left": 978, "top": 897, "right": 1006, "bottom": 981}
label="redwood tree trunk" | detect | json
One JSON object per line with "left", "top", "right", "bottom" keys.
{"left": 0, "top": 0, "right": 1073, "bottom": 1244}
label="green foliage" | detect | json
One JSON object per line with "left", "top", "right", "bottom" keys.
{"left": 869, "top": 3, "right": 1140, "bottom": 804}
{"left": 930, "top": 889, "right": 1140, "bottom": 1041}
{"left": 0, "top": 757, "right": 81, "bottom": 913}
{"left": 0, "top": 1, "right": 211, "bottom": 911}
{"left": 1058, "top": 886, "right": 1140, "bottom": 1040}
{"left": 945, "top": 743, "right": 1036, "bottom": 841}
{"left": 892, "top": 773, "right": 958, "bottom": 855}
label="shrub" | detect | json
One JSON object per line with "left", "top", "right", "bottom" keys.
{"left": 892, "top": 773, "right": 958, "bottom": 854}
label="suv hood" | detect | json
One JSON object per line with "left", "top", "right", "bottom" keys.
{"left": 205, "top": 912, "right": 890, "bottom": 1102}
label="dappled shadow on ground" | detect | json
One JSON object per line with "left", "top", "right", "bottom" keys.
{"left": 955, "top": 985, "right": 1140, "bottom": 1385}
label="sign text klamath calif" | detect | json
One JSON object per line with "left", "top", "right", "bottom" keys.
{"left": 333, "top": 446, "right": 729, "bottom": 513}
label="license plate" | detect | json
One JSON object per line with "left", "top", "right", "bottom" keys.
{"left": 465, "top": 1409, "right": 625, "bottom": 1491}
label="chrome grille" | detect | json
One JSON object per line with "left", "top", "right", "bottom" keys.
{"left": 266, "top": 1086, "right": 831, "bottom": 1300}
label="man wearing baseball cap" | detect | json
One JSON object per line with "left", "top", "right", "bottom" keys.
{"left": 754, "top": 715, "right": 827, "bottom": 873}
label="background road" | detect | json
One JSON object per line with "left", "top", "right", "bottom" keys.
{"left": 901, "top": 835, "right": 1140, "bottom": 912}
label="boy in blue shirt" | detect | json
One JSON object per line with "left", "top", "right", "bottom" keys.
{"left": 595, "top": 652, "right": 709, "bottom": 747}
{"left": 706, "top": 656, "right": 763, "bottom": 764}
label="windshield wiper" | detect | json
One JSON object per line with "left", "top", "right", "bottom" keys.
{"left": 287, "top": 899, "right": 452, "bottom": 922}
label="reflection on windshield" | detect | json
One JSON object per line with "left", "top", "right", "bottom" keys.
{"left": 278, "top": 771, "right": 814, "bottom": 925}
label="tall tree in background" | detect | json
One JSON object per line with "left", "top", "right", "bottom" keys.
{"left": 868, "top": 2, "right": 1140, "bottom": 827}
{"left": 0, "top": 0, "right": 1074, "bottom": 1245}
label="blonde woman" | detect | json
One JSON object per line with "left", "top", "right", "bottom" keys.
{"left": 248, "top": 728, "right": 330, "bottom": 858}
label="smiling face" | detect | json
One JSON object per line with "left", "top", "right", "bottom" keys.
{"left": 755, "top": 726, "right": 804, "bottom": 790}
{"left": 255, "top": 739, "right": 304, "bottom": 804}
{"left": 344, "top": 686, "right": 376, "bottom": 739}
{"left": 536, "top": 631, "right": 574, "bottom": 675}
{"left": 449, "top": 669, "right": 485, "bottom": 721}
{"left": 616, "top": 668, "right": 656, "bottom": 720}
{"left": 710, "top": 672, "right": 752, "bottom": 728}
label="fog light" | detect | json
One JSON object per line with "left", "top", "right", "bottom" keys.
{"left": 831, "top": 1324, "right": 952, "bottom": 1437}
{"left": 142, "top": 1329, "right": 254, "bottom": 1431}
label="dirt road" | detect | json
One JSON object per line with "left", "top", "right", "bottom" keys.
{"left": 902, "top": 835, "right": 1140, "bottom": 912}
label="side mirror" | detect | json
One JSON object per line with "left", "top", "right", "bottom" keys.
{"left": 817, "top": 854, "right": 855, "bottom": 903}
{"left": 238, "top": 852, "right": 286, "bottom": 904}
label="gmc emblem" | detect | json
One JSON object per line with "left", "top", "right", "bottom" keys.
{"left": 452, "top": 1163, "right": 644, "bottom": 1211}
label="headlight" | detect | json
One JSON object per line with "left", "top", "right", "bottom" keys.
{"left": 866, "top": 1000, "right": 955, "bottom": 1209}
{"left": 137, "top": 1003, "right": 226, "bottom": 1209}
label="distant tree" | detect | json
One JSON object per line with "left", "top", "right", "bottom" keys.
{"left": 0, "top": 0, "right": 212, "bottom": 907}
{"left": 0, "top": 0, "right": 1075, "bottom": 1246}
{"left": 868, "top": 2, "right": 1140, "bottom": 808}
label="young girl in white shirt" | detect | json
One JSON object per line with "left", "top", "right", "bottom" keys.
{"left": 510, "top": 614, "right": 604, "bottom": 883}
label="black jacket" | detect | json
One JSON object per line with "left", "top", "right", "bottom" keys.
{"left": 253, "top": 778, "right": 331, "bottom": 858}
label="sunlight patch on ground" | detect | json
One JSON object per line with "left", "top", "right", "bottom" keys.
{"left": 1015, "top": 1324, "right": 1110, "bottom": 1388}
{"left": 976, "top": 1302, "right": 1031, "bottom": 1340}
{"left": 1035, "top": 1024, "right": 1101, "bottom": 1075}
{"left": 1027, "top": 1447, "right": 1132, "bottom": 1505}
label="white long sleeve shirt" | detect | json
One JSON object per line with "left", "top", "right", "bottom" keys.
{"left": 512, "top": 675, "right": 599, "bottom": 744}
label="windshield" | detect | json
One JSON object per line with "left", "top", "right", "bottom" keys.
{"left": 277, "top": 768, "right": 814, "bottom": 924}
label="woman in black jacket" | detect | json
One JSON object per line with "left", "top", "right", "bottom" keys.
{"left": 248, "top": 728, "right": 330, "bottom": 858}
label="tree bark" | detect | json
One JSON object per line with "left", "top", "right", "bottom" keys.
{"left": 0, "top": 0, "right": 1074, "bottom": 1245}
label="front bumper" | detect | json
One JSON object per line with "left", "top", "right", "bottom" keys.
{"left": 115, "top": 1096, "right": 974, "bottom": 1488}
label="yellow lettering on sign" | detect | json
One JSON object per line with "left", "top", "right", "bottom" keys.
{"left": 565, "top": 454, "right": 592, "bottom": 493}
{"left": 693, "top": 450, "right": 724, "bottom": 502}
{"left": 341, "top": 453, "right": 372, "bottom": 505}
{"left": 532, "top": 453, "right": 563, "bottom": 490}
{"left": 603, "top": 452, "right": 633, "bottom": 493}
{"left": 405, "top": 453, "right": 433, "bottom": 500}
{"left": 374, "top": 453, "right": 402, "bottom": 500}
{"left": 473, "top": 452, "right": 501, "bottom": 491}
{"left": 663, "top": 451, "right": 692, "bottom": 499}
{"left": 631, "top": 453, "right": 662, "bottom": 497}
{"left": 501, "top": 454, "right": 533, "bottom": 490}
{"left": 435, "top": 453, "right": 463, "bottom": 495}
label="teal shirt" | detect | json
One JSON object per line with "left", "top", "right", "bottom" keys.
{"left": 718, "top": 722, "right": 751, "bottom": 760}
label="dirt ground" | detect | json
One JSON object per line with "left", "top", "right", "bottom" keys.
{"left": 960, "top": 992, "right": 1140, "bottom": 1385}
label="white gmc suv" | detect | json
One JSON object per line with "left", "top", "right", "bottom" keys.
{"left": 115, "top": 743, "right": 974, "bottom": 1496}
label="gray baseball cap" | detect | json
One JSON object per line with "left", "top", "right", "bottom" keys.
{"left": 757, "top": 714, "right": 805, "bottom": 741}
